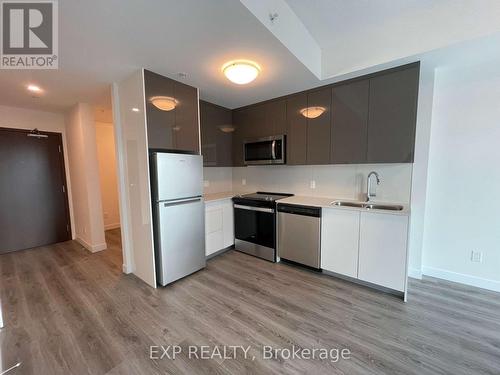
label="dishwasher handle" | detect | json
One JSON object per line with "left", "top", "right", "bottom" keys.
{"left": 277, "top": 204, "right": 321, "bottom": 217}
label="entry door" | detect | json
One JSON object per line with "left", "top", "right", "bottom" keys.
{"left": 0, "top": 128, "right": 71, "bottom": 253}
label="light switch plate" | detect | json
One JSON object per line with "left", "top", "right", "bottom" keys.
{"left": 203, "top": 180, "right": 210, "bottom": 187}
{"left": 242, "top": 178, "right": 247, "bottom": 186}
{"left": 310, "top": 180, "right": 316, "bottom": 189}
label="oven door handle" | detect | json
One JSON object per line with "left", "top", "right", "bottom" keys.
{"left": 271, "top": 140, "right": 276, "bottom": 160}
{"left": 234, "top": 204, "right": 274, "bottom": 213}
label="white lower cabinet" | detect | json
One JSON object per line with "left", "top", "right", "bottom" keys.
{"left": 321, "top": 208, "right": 360, "bottom": 278}
{"left": 205, "top": 199, "right": 234, "bottom": 256}
{"left": 358, "top": 212, "right": 409, "bottom": 292}
{"left": 320, "top": 207, "right": 409, "bottom": 293}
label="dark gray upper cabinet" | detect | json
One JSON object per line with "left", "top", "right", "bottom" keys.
{"left": 143, "top": 69, "right": 199, "bottom": 153}
{"left": 245, "top": 104, "right": 267, "bottom": 139}
{"left": 232, "top": 108, "right": 249, "bottom": 167}
{"left": 230, "top": 62, "right": 419, "bottom": 166}
{"left": 265, "top": 99, "right": 287, "bottom": 136}
{"left": 286, "top": 93, "right": 307, "bottom": 165}
{"left": 174, "top": 81, "right": 199, "bottom": 153}
{"left": 144, "top": 70, "right": 175, "bottom": 150}
{"left": 367, "top": 65, "right": 419, "bottom": 163}
{"left": 331, "top": 80, "right": 369, "bottom": 164}
{"left": 306, "top": 88, "right": 331, "bottom": 165}
{"left": 200, "top": 101, "right": 232, "bottom": 167}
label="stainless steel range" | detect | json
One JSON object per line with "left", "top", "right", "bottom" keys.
{"left": 232, "top": 192, "right": 294, "bottom": 262}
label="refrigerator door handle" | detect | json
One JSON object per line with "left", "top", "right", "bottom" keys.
{"left": 162, "top": 197, "right": 202, "bottom": 207}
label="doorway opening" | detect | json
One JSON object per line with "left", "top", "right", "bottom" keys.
{"left": 94, "top": 107, "right": 123, "bottom": 266}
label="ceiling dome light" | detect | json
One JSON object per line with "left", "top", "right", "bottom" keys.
{"left": 222, "top": 60, "right": 260, "bottom": 85}
{"left": 300, "top": 106, "right": 326, "bottom": 119}
{"left": 150, "top": 96, "right": 177, "bottom": 111}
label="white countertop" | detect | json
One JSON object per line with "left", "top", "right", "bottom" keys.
{"left": 204, "top": 192, "right": 236, "bottom": 203}
{"left": 277, "top": 195, "right": 410, "bottom": 215}
{"left": 204, "top": 191, "right": 254, "bottom": 203}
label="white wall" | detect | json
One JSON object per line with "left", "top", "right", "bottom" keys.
{"left": 232, "top": 164, "right": 413, "bottom": 204}
{"left": 66, "top": 103, "right": 106, "bottom": 252}
{"left": 407, "top": 63, "right": 436, "bottom": 279}
{"left": 112, "top": 70, "right": 156, "bottom": 288}
{"left": 95, "top": 122, "right": 121, "bottom": 230}
{"left": 0, "top": 105, "right": 75, "bottom": 237}
{"left": 422, "top": 58, "right": 500, "bottom": 292}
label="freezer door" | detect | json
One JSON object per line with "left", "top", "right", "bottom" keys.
{"left": 157, "top": 197, "right": 206, "bottom": 286}
{"left": 154, "top": 152, "right": 203, "bottom": 201}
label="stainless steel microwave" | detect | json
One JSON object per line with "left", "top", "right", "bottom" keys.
{"left": 244, "top": 135, "right": 285, "bottom": 165}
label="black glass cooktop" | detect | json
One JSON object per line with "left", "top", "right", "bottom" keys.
{"left": 233, "top": 192, "right": 294, "bottom": 208}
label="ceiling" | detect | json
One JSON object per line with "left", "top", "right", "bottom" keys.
{"left": 0, "top": 0, "right": 499, "bottom": 114}
{"left": 284, "top": 0, "right": 500, "bottom": 78}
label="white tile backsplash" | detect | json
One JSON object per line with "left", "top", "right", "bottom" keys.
{"left": 204, "top": 164, "right": 413, "bottom": 204}
{"left": 232, "top": 164, "right": 413, "bottom": 203}
{"left": 203, "top": 167, "right": 233, "bottom": 194}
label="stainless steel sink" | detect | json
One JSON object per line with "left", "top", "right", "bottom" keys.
{"left": 331, "top": 201, "right": 404, "bottom": 211}
{"left": 331, "top": 201, "right": 365, "bottom": 208}
{"left": 364, "top": 204, "right": 404, "bottom": 211}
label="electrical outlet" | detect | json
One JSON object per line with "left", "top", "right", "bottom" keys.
{"left": 242, "top": 178, "right": 247, "bottom": 186}
{"left": 310, "top": 180, "right": 316, "bottom": 189}
{"left": 471, "top": 250, "right": 483, "bottom": 263}
{"left": 203, "top": 180, "right": 210, "bottom": 188}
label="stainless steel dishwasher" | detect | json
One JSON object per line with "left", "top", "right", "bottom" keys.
{"left": 277, "top": 204, "right": 321, "bottom": 269}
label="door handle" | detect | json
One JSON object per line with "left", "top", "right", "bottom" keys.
{"left": 163, "top": 197, "right": 202, "bottom": 207}
{"left": 271, "top": 140, "right": 276, "bottom": 160}
{"left": 234, "top": 204, "right": 274, "bottom": 213}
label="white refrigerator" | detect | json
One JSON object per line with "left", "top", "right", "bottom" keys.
{"left": 150, "top": 151, "right": 206, "bottom": 286}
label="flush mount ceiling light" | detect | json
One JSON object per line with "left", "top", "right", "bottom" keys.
{"left": 27, "top": 84, "right": 43, "bottom": 93}
{"left": 300, "top": 106, "right": 326, "bottom": 119}
{"left": 131, "top": 107, "right": 140, "bottom": 112}
{"left": 150, "top": 96, "right": 177, "bottom": 111}
{"left": 222, "top": 60, "right": 261, "bottom": 85}
{"left": 218, "top": 125, "right": 235, "bottom": 133}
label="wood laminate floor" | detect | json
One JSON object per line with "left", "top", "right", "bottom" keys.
{"left": 1, "top": 229, "right": 499, "bottom": 375}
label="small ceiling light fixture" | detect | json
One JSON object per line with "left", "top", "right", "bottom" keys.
{"left": 300, "top": 106, "right": 326, "bottom": 119}
{"left": 131, "top": 107, "right": 140, "bottom": 112}
{"left": 150, "top": 96, "right": 178, "bottom": 111}
{"left": 27, "top": 84, "right": 43, "bottom": 93}
{"left": 218, "top": 125, "right": 235, "bottom": 133}
{"left": 222, "top": 60, "right": 261, "bottom": 85}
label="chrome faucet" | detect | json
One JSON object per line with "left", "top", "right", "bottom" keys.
{"left": 366, "top": 171, "right": 381, "bottom": 202}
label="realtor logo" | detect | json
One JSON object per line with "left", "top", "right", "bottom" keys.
{"left": 1, "top": 0, "right": 58, "bottom": 69}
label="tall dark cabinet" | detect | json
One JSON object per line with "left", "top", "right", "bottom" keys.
{"left": 265, "top": 100, "right": 287, "bottom": 136}
{"left": 286, "top": 93, "right": 308, "bottom": 165}
{"left": 331, "top": 80, "right": 369, "bottom": 164}
{"left": 367, "top": 65, "right": 419, "bottom": 163}
{"left": 306, "top": 87, "right": 332, "bottom": 165}
{"left": 200, "top": 100, "right": 233, "bottom": 167}
{"left": 143, "top": 69, "right": 199, "bottom": 153}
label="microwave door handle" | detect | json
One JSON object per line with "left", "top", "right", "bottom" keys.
{"left": 271, "top": 140, "right": 276, "bottom": 160}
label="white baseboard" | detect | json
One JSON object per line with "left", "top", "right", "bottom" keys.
{"left": 408, "top": 267, "right": 423, "bottom": 280}
{"left": 422, "top": 266, "right": 500, "bottom": 293}
{"left": 76, "top": 237, "right": 107, "bottom": 253}
{"left": 105, "top": 223, "right": 121, "bottom": 230}
{"left": 122, "top": 263, "right": 132, "bottom": 274}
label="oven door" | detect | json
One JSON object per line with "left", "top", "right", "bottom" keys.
{"left": 233, "top": 204, "right": 276, "bottom": 261}
{"left": 244, "top": 136, "right": 285, "bottom": 165}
